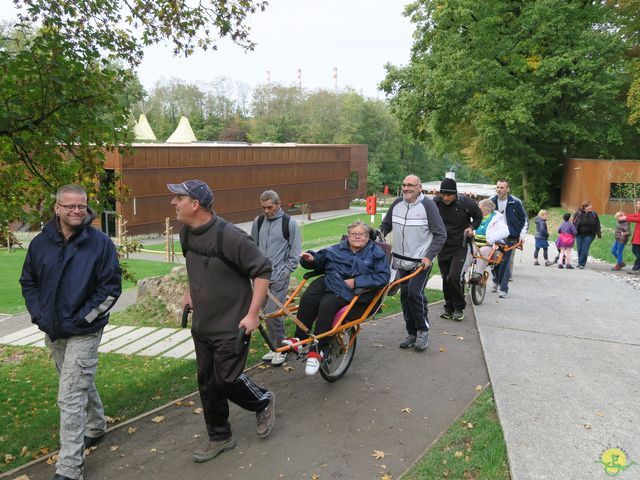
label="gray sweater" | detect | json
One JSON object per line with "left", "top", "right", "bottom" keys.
{"left": 250, "top": 209, "right": 301, "bottom": 281}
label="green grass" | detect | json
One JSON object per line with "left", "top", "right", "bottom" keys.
{"left": 0, "top": 249, "right": 28, "bottom": 314}
{"left": 0, "top": 345, "right": 197, "bottom": 474}
{"left": 404, "top": 387, "right": 510, "bottom": 480}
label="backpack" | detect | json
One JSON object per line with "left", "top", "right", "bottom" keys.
{"left": 255, "top": 213, "right": 291, "bottom": 246}
{"left": 180, "top": 217, "right": 241, "bottom": 274}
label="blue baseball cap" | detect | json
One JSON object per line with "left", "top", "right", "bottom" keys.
{"left": 167, "top": 180, "right": 214, "bottom": 209}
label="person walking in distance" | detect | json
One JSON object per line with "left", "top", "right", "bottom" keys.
{"left": 20, "top": 184, "right": 122, "bottom": 480}
{"left": 572, "top": 200, "right": 602, "bottom": 269}
{"left": 168, "top": 179, "right": 275, "bottom": 463}
{"left": 251, "top": 190, "right": 301, "bottom": 366}
{"left": 533, "top": 210, "right": 553, "bottom": 266}
{"left": 556, "top": 213, "right": 577, "bottom": 269}
{"left": 611, "top": 211, "right": 630, "bottom": 271}
{"left": 617, "top": 199, "right": 640, "bottom": 274}
{"left": 433, "top": 178, "right": 482, "bottom": 321}
{"left": 380, "top": 175, "right": 447, "bottom": 351}
{"left": 490, "top": 179, "right": 527, "bottom": 298}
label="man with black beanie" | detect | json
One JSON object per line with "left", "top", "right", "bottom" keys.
{"left": 434, "top": 178, "right": 483, "bottom": 321}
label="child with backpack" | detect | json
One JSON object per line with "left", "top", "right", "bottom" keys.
{"left": 556, "top": 213, "right": 577, "bottom": 269}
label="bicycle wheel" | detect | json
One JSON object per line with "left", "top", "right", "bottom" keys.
{"left": 471, "top": 282, "right": 485, "bottom": 305}
{"left": 319, "top": 327, "right": 358, "bottom": 382}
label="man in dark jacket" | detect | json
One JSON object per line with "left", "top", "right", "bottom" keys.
{"left": 168, "top": 179, "right": 275, "bottom": 464}
{"left": 490, "top": 179, "right": 527, "bottom": 298}
{"left": 434, "top": 178, "right": 483, "bottom": 321}
{"left": 20, "top": 184, "right": 122, "bottom": 480}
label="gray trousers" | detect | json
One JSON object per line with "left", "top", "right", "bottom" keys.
{"left": 46, "top": 330, "right": 106, "bottom": 480}
{"left": 261, "top": 274, "right": 291, "bottom": 345}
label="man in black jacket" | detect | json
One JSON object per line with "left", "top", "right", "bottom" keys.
{"left": 434, "top": 178, "right": 482, "bottom": 321}
{"left": 21, "top": 184, "right": 122, "bottom": 480}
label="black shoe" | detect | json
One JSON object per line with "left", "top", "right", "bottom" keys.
{"left": 414, "top": 330, "right": 429, "bottom": 351}
{"left": 399, "top": 334, "right": 416, "bottom": 349}
{"left": 53, "top": 475, "right": 75, "bottom": 480}
{"left": 84, "top": 434, "right": 104, "bottom": 449}
{"left": 440, "top": 312, "right": 454, "bottom": 320}
{"left": 452, "top": 310, "right": 464, "bottom": 321}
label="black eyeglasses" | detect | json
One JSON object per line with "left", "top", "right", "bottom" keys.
{"left": 402, "top": 183, "right": 419, "bottom": 187}
{"left": 57, "top": 203, "right": 88, "bottom": 212}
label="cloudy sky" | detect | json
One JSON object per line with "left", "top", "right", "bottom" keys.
{"left": 1, "top": 0, "right": 416, "bottom": 98}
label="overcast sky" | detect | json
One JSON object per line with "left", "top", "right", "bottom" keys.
{"left": 1, "top": 0, "right": 416, "bottom": 98}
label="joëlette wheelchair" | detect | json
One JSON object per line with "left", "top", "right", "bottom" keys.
{"left": 256, "top": 233, "right": 426, "bottom": 382}
{"left": 463, "top": 238, "right": 523, "bottom": 305}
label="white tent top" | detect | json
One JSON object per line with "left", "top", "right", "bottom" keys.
{"left": 166, "top": 116, "right": 197, "bottom": 143}
{"left": 133, "top": 113, "right": 157, "bottom": 141}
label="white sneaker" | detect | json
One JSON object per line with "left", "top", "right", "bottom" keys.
{"left": 270, "top": 352, "right": 287, "bottom": 366}
{"left": 262, "top": 351, "right": 275, "bottom": 361}
{"left": 305, "top": 351, "right": 323, "bottom": 376}
{"left": 499, "top": 291, "right": 508, "bottom": 298}
{"left": 491, "top": 282, "right": 499, "bottom": 293}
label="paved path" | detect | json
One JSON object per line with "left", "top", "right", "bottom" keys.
{"left": 473, "top": 235, "right": 640, "bottom": 480}
{"left": 5, "top": 302, "right": 488, "bottom": 480}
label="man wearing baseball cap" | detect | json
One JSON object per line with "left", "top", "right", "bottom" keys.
{"left": 167, "top": 179, "right": 276, "bottom": 463}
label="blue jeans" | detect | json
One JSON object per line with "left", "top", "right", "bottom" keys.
{"left": 492, "top": 248, "right": 513, "bottom": 294}
{"left": 611, "top": 242, "right": 626, "bottom": 265}
{"left": 575, "top": 234, "right": 595, "bottom": 267}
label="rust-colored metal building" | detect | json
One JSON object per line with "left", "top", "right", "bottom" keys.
{"left": 104, "top": 143, "right": 368, "bottom": 235}
{"left": 561, "top": 158, "right": 640, "bottom": 214}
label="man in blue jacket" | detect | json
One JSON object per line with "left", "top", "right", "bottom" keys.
{"left": 20, "top": 184, "right": 122, "bottom": 480}
{"left": 490, "top": 179, "right": 527, "bottom": 298}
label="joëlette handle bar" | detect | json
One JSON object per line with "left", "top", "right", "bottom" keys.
{"left": 234, "top": 326, "right": 249, "bottom": 355}
{"left": 181, "top": 304, "right": 191, "bottom": 328}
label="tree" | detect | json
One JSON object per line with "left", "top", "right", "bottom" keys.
{"left": 382, "top": 0, "right": 634, "bottom": 211}
{"left": 0, "top": 0, "right": 267, "bottom": 225}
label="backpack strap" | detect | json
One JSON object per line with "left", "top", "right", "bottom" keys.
{"left": 256, "top": 213, "right": 290, "bottom": 247}
{"left": 181, "top": 218, "right": 242, "bottom": 274}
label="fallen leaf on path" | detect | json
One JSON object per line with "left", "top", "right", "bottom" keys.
{"left": 583, "top": 424, "right": 592, "bottom": 430}
{"left": 46, "top": 454, "right": 58, "bottom": 465}
{"left": 456, "top": 336, "right": 464, "bottom": 340}
{"left": 312, "top": 474, "right": 320, "bottom": 480}
{"left": 105, "top": 415, "right": 115, "bottom": 424}
{"left": 193, "top": 434, "right": 201, "bottom": 438}
{"left": 439, "top": 346, "right": 447, "bottom": 352}
{"left": 13, "top": 476, "right": 30, "bottom": 480}
{"left": 193, "top": 407, "right": 203, "bottom": 414}
{"left": 258, "top": 364, "right": 268, "bottom": 369}
{"left": 475, "top": 385, "right": 483, "bottom": 392}
{"left": 566, "top": 373, "right": 575, "bottom": 378}
{"left": 283, "top": 366, "right": 294, "bottom": 372}
{"left": 374, "top": 344, "right": 384, "bottom": 347}
{"left": 380, "top": 474, "right": 393, "bottom": 480}
{"left": 128, "top": 427, "right": 137, "bottom": 434}
{"left": 110, "top": 445, "right": 119, "bottom": 451}
{"left": 150, "top": 448, "right": 157, "bottom": 453}
{"left": 443, "top": 331, "right": 449, "bottom": 335}
{"left": 401, "top": 407, "right": 412, "bottom": 414}
{"left": 372, "top": 450, "right": 385, "bottom": 460}
{"left": 151, "top": 415, "right": 165, "bottom": 423}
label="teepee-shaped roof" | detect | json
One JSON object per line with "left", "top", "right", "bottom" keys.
{"left": 166, "top": 116, "right": 197, "bottom": 143}
{"left": 133, "top": 113, "right": 157, "bottom": 140}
